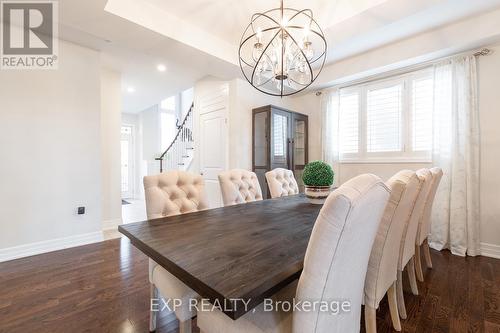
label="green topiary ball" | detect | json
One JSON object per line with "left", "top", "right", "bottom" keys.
{"left": 302, "top": 161, "right": 334, "bottom": 187}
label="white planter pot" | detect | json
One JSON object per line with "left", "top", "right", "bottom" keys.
{"left": 304, "top": 185, "right": 332, "bottom": 204}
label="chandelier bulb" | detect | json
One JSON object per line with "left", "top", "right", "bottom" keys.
{"left": 255, "top": 27, "right": 263, "bottom": 43}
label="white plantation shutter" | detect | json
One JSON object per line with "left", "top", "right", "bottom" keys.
{"left": 273, "top": 113, "right": 287, "bottom": 157}
{"left": 411, "top": 77, "right": 434, "bottom": 151}
{"left": 366, "top": 83, "right": 403, "bottom": 152}
{"left": 338, "top": 92, "right": 359, "bottom": 155}
{"left": 335, "top": 68, "right": 436, "bottom": 161}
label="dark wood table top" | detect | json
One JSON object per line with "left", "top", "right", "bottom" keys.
{"left": 118, "top": 194, "right": 321, "bottom": 319}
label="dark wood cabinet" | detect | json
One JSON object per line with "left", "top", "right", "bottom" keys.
{"left": 252, "top": 105, "right": 309, "bottom": 198}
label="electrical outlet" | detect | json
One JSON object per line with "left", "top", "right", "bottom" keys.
{"left": 77, "top": 207, "right": 85, "bottom": 215}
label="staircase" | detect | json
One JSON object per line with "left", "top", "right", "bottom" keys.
{"left": 156, "top": 102, "right": 194, "bottom": 172}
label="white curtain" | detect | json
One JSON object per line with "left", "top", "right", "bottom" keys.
{"left": 321, "top": 89, "right": 340, "bottom": 186}
{"left": 429, "top": 55, "right": 481, "bottom": 256}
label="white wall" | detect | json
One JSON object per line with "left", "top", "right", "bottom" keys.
{"left": 338, "top": 163, "right": 431, "bottom": 184}
{"left": 477, "top": 44, "right": 500, "bottom": 248}
{"left": 101, "top": 69, "right": 122, "bottom": 228}
{"left": 0, "top": 41, "right": 103, "bottom": 251}
{"left": 138, "top": 104, "right": 161, "bottom": 176}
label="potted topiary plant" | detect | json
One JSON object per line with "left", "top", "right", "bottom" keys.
{"left": 302, "top": 161, "right": 334, "bottom": 204}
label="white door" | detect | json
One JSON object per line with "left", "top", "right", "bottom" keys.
{"left": 121, "top": 125, "right": 134, "bottom": 199}
{"left": 199, "top": 89, "right": 228, "bottom": 208}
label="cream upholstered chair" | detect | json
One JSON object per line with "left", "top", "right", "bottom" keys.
{"left": 394, "top": 170, "right": 430, "bottom": 319}
{"left": 144, "top": 170, "right": 208, "bottom": 333}
{"left": 364, "top": 171, "right": 421, "bottom": 333}
{"left": 198, "top": 174, "right": 390, "bottom": 333}
{"left": 265, "top": 168, "right": 299, "bottom": 198}
{"left": 414, "top": 167, "right": 443, "bottom": 282}
{"left": 218, "top": 169, "right": 263, "bottom": 206}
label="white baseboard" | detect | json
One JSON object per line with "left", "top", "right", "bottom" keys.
{"left": 0, "top": 231, "right": 104, "bottom": 263}
{"left": 481, "top": 242, "right": 500, "bottom": 259}
{"left": 102, "top": 218, "right": 123, "bottom": 230}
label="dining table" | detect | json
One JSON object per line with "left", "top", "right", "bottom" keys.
{"left": 118, "top": 194, "right": 322, "bottom": 320}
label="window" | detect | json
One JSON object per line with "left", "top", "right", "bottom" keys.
{"left": 367, "top": 83, "right": 402, "bottom": 153}
{"left": 161, "top": 96, "right": 176, "bottom": 112}
{"left": 160, "top": 112, "right": 176, "bottom": 151}
{"left": 338, "top": 69, "right": 434, "bottom": 162}
{"left": 160, "top": 96, "right": 177, "bottom": 151}
{"left": 411, "top": 77, "right": 433, "bottom": 152}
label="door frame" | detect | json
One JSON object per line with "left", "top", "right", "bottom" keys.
{"left": 121, "top": 123, "right": 136, "bottom": 199}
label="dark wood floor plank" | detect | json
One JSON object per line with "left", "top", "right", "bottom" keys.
{"left": 0, "top": 238, "right": 499, "bottom": 333}
{"left": 469, "top": 256, "right": 485, "bottom": 333}
{"left": 432, "top": 306, "right": 452, "bottom": 333}
{"left": 482, "top": 260, "right": 500, "bottom": 325}
{"left": 485, "top": 321, "right": 500, "bottom": 333}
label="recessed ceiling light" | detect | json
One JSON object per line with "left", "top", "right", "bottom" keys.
{"left": 127, "top": 87, "right": 135, "bottom": 93}
{"left": 157, "top": 64, "right": 167, "bottom": 72}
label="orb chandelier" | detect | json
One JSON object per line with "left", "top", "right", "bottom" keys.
{"left": 239, "top": 0, "right": 327, "bottom": 97}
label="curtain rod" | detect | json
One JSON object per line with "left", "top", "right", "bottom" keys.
{"left": 316, "top": 48, "right": 492, "bottom": 94}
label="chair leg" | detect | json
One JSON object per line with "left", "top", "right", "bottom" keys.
{"left": 423, "top": 240, "right": 433, "bottom": 269}
{"left": 415, "top": 244, "right": 424, "bottom": 282}
{"left": 408, "top": 257, "right": 419, "bottom": 295}
{"left": 364, "top": 305, "right": 377, "bottom": 333}
{"left": 396, "top": 270, "right": 407, "bottom": 319}
{"left": 388, "top": 283, "right": 402, "bottom": 331}
{"left": 149, "top": 284, "right": 158, "bottom": 332}
{"left": 179, "top": 319, "right": 192, "bottom": 333}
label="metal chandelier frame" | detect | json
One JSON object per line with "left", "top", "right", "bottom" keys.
{"left": 238, "top": 0, "right": 327, "bottom": 97}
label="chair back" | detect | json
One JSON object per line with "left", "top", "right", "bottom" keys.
{"left": 417, "top": 167, "right": 443, "bottom": 245}
{"left": 218, "top": 169, "right": 263, "bottom": 206}
{"left": 364, "top": 170, "right": 421, "bottom": 309}
{"left": 398, "top": 169, "right": 432, "bottom": 269}
{"left": 265, "top": 168, "right": 299, "bottom": 198}
{"left": 143, "top": 170, "right": 208, "bottom": 219}
{"left": 293, "top": 174, "right": 390, "bottom": 333}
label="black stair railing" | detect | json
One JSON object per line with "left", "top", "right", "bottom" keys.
{"left": 155, "top": 102, "right": 194, "bottom": 172}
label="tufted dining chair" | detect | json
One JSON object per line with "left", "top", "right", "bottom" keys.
{"left": 394, "top": 170, "right": 430, "bottom": 319}
{"left": 197, "top": 174, "right": 391, "bottom": 333}
{"left": 265, "top": 168, "right": 299, "bottom": 198}
{"left": 364, "top": 170, "right": 421, "bottom": 333}
{"left": 144, "top": 170, "right": 208, "bottom": 333}
{"left": 218, "top": 169, "right": 263, "bottom": 206}
{"left": 414, "top": 167, "right": 443, "bottom": 282}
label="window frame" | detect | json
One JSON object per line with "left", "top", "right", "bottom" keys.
{"left": 338, "top": 68, "right": 433, "bottom": 164}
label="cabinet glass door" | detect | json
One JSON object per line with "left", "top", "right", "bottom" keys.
{"left": 271, "top": 111, "right": 291, "bottom": 169}
{"left": 293, "top": 115, "right": 307, "bottom": 192}
{"left": 253, "top": 111, "right": 268, "bottom": 168}
{"left": 294, "top": 119, "right": 306, "bottom": 165}
{"left": 253, "top": 110, "right": 269, "bottom": 198}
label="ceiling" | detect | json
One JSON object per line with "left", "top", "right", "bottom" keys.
{"left": 58, "top": 0, "right": 239, "bottom": 113}
{"left": 142, "top": 0, "right": 389, "bottom": 44}
{"left": 58, "top": 0, "right": 500, "bottom": 113}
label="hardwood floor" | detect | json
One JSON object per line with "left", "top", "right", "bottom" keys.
{"left": 0, "top": 237, "right": 499, "bottom": 333}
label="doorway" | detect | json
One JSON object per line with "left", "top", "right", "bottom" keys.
{"left": 121, "top": 124, "right": 134, "bottom": 199}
